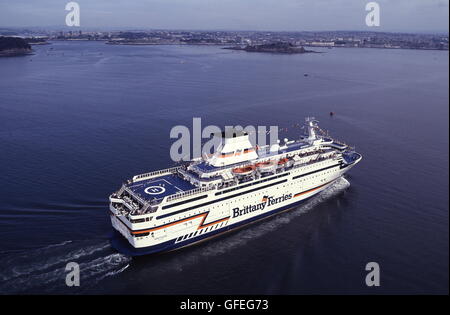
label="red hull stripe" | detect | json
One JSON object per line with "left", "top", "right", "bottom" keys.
{"left": 294, "top": 180, "right": 336, "bottom": 198}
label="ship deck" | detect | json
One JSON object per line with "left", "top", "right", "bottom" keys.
{"left": 126, "top": 174, "right": 196, "bottom": 202}
{"left": 192, "top": 141, "right": 310, "bottom": 173}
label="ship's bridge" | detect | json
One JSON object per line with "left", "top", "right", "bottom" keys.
{"left": 206, "top": 129, "right": 258, "bottom": 167}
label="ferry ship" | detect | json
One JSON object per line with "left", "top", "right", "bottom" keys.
{"left": 109, "top": 118, "right": 362, "bottom": 255}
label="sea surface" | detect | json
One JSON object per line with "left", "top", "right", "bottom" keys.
{"left": 0, "top": 42, "right": 448, "bottom": 294}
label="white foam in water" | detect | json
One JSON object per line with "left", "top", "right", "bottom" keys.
{"left": 84, "top": 254, "right": 131, "bottom": 286}
{"left": 0, "top": 241, "right": 110, "bottom": 282}
{"left": 0, "top": 239, "right": 131, "bottom": 294}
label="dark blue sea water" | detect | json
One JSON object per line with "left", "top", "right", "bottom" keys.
{"left": 0, "top": 42, "right": 448, "bottom": 294}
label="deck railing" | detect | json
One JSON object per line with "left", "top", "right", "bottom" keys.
{"left": 132, "top": 166, "right": 181, "bottom": 182}
{"left": 166, "top": 185, "right": 215, "bottom": 202}
{"left": 167, "top": 152, "right": 339, "bottom": 202}
{"left": 117, "top": 184, "right": 127, "bottom": 196}
{"left": 125, "top": 148, "right": 342, "bottom": 206}
{"left": 123, "top": 186, "right": 148, "bottom": 208}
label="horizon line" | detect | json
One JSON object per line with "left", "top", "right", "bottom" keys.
{"left": 0, "top": 26, "right": 448, "bottom": 36}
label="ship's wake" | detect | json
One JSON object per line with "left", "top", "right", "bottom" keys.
{"left": 0, "top": 239, "right": 131, "bottom": 294}
{"left": 0, "top": 178, "right": 349, "bottom": 293}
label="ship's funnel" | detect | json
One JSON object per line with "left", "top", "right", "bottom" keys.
{"left": 207, "top": 129, "right": 258, "bottom": 167}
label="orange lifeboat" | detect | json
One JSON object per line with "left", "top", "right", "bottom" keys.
{"left": 232, "top": 165, "right": 255, "bottom": 175}
{"left": 277, "top": 158, "right": 289, "bottom": 165}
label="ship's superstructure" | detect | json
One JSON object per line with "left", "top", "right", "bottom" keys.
{"left": 109, "top": 118, "right": 362, "bottom": 255}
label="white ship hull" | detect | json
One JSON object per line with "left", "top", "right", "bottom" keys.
{"left": 110, "top": 157, "right": 359, "bottom": 256}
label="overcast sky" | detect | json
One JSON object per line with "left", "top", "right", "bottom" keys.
{"left": 0, "top": 0, "right": 448, "bottom": 32}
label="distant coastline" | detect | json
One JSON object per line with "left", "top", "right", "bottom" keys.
{"left": 223, "top": 42, "right": 318, "bottom": 54}
{"left": 1, "top": 29, "right": 448, "bottom": 51}
{"left": 26, "top": 37, "right": 51, "bottom": 46}
{"left": 105, "top": 40, "right": 219, "bottom": 46}
{"left": 0, "top": 36, "right": 32, "bottom": 57}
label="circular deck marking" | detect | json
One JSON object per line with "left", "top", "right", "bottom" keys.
{"left": 144, "top": 186, "right": 166, "bottom": 195}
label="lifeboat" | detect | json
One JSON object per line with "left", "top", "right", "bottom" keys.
{"left": 232, "top": 165, "right": 255, "bottom": 175}
{"left": 255, "top": 160, "right": 277, "bottom": 173}
{"left": 277, "top": 158, "right": 289, "bottom": 165}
